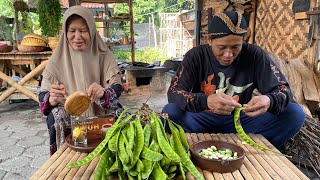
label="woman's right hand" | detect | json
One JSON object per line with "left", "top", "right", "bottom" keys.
{"left": 49, "top": 84, "right": 67, "bottom": 106}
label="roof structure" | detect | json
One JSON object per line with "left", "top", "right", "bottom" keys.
{"left": 60, "top": 0, "right": 104, "bottom": 9}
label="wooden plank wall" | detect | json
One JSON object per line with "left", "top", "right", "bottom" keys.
{"left": 255, "top": 0, "right": 310, "bottom": 63}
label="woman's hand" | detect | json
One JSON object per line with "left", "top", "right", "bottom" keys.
{"left": 49, "top": 84, "right": 67, "bottom": 106}
{"left": 207, "top": 93, "right": 241, "bottom": 115}
{"left": 243, "top": 95, "right": 270, "bottom": 117}
{"left": 87, "top": 82, "right": 104, "bottom": 101}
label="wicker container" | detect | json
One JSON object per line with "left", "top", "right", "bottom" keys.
{"left": 48, "top": 37, "right": 59, "bottom": 51}
{"left": 21, "top": 34, "right": 47, "bottom": 47}
{"left": 18, "top": 44, "right": 44, "bottom": 52}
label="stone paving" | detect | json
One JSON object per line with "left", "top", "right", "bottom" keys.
{"left": 0, "top": 90, "right": 319, "bottom": 179}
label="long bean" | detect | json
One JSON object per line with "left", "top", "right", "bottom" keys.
{"left": 119, "top": 133, "right": 129, "bottom": 165}
{"left": 141, "top": 159, "right": 154, "bottom": 179}
{"left": 140, "top": 146, "right": 163, "bottom": 161}
{"left": 168, "top": 121, "right": 204, "bottom": 180}
{"left": 94, "top": 148, "right": 108, "bottom": 180}
{"left": 126, "top": 117, "right": 144, "bottom": 169}
{"left": 143, "top": 123, "right": 152, "bottom": 147}
{"left": 108, "top": 129, "right": 120, "bottom": 152}
{"left": 151, "top": 162, "right": 167, "bottom": 180}
{"left": 234, "top": 107, "right": 290, "bottom": 157}
{"left": 154, "top": 115, "right": 181, "bottom": 162}
{"left": 171, "top": 120, "right": 189, "bottom": 152}
{"left": 179, "top": 162, "right": 186, "bottom": 180}
{"left": 66, "top": 114, "right": 135, "bottom": 168}
{"left": 126, "top": 122, "right": 135, "bottom": 158}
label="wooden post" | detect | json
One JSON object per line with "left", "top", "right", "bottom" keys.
{"left": 0, "top": 60, "right": 48, "bottom": 102}
{"left": 195, "top": 0, "right": 202, "bottom": 46}
{"left": 149, "top": 17, "right": 151, "bottom": 48}
{"left": 0, "top": 62, "right": 5, "bottom": 88}
{"left": 208, "top": 8, "right": 212, "bottom": 23}
{"left": 129, "top": 0, "right": 135, "bottom": 62}
{"left": 151, "top": 13, "right": 157, "bottom": 48}
{"left": 249, "top": 0, "right": 257, "bottom": 44}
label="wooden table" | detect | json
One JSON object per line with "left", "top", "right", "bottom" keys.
{"left": 30, "top": 133, "right": 309, "bottom": 180}
{"left": 0, "top": 51, "right": 52, "bottom": 102}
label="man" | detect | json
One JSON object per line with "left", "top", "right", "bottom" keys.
{"left": 162, "top": 11, "right": 305, "bottom": 149}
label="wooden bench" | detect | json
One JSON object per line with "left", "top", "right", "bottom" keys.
{"left": 30, "top": 133, "right": 309, "bottom": 180}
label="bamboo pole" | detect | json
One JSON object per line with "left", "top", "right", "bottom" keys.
{"left": 0, "top": 71, "right": 38, "bottom": 102}
{"left": 249, "top": 0, "right": 257, "bottom": 44}
{"left": 0, "top": 60, "right": 48, "bottom": 102}
{"left": 151, "top": 13, "right": 157, "bottom": 48}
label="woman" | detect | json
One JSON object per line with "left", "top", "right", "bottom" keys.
{"left": 39, "top": 6, "right": 122, "bottom": 155}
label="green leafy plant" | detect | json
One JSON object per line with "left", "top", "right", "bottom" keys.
{"left": 36, "top": 0, "right": 61, "bottom": 37}
{"left": 0, "top": 17, "right": 13, "bottom": 40}
{"left": 113, "top": 48, "right": 168, "bottom": 63}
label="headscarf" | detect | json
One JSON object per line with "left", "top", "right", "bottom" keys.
{"left": 208, "top": 11, "right": 247, "bottom": 39}
{"left": 41, "top": 5, "right": 121, "bottom": 116}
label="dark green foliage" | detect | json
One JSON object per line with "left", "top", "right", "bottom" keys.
{"left": 36, "top": 0, "right": 61, "bottom": 37}
{"left": 113, "top": 48, "right": 168, "bottom": 63}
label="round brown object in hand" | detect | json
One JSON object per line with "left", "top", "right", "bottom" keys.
{"left": 64, "top": 91, "right": 90, "bottom": 116}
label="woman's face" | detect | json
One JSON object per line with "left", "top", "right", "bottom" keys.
{"left": 67, "top": 17, "right": 90, "bottom": 51}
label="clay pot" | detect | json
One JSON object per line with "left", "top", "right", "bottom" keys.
{"left": 0, "top": 43, "right": 8, "bottom": 53}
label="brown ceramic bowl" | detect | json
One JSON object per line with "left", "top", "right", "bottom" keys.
{"left": 190, "top": 140, "right": 245, "bottom": 173}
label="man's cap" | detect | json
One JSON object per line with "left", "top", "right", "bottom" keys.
{"left": 208, "top": 11, "right": 247, "bottom": 39}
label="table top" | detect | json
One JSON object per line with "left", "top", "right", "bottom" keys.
{"left": 30, "top": 133, "right": 309, "bottom": 180}
{"left": 0, "top": 51, "right": 52, "bottom": 60}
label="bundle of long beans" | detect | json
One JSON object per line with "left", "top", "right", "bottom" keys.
{"left": 66, "top": 106, "right": 204, "bottom": 180}
{"left": 286, "top": 115, "right": 320, "bottom": 177}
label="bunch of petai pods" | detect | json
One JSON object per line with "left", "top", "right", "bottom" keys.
{"left": 67, "top": 106, "right": 205, "bottom": 180}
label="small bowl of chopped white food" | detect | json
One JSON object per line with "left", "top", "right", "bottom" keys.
{"left": 190, "top": 140, "right": 245, "bottom": 173}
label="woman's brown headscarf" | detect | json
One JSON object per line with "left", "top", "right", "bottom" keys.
{"left": 41, "top": 5, "right": 121, "bottom": 116}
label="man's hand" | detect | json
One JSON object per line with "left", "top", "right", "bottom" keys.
{"left": 49, "top": 84, "right": 67, "bottom": 106}
{"left": 243, "top": 95, "right": 270, "bottom": 117}
{"left": 87, "top": 82, "right": 104, "bottom": 101}
{"left": 207, "top": 93, "right": 241, "bottom": 115}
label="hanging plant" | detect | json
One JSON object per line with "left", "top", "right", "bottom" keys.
{"left": 36, "top": 0, "right": 61, "bottom": 37}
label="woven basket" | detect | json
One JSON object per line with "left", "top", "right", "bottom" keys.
{"left": 18, "top": 44, "right": 44, "bottom": 52}
{"left": 48, "top": 37, "right": 59, "bottom": 51}
{"left": 48, "top": 41, "right": 58, "bottom": 51}
{"left": 21, "top": 34, "right": 47, "bottom": 47}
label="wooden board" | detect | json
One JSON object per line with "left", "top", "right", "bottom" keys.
{"left": 30, "top": 133, "right": 309, "bottom": 180}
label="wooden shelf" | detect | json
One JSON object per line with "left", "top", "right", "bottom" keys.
{"left": 295, "top": 12, "right": 309, "bottom": 20}
{"left": 80, "top": 0, "right": 135, "bottom": 61}
{"left": 95, "top": 18, "right": 130, "bottom": 22}
{"left": 96, "top": 25, "right": 130, "bottom": 28}
{"left": 78, "top": 0, "right": 128, "bottom": 3}
{"left": 306, "top": 10, "right": 320, "bottom": 15}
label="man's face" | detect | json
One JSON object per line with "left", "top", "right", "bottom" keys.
{"left": 208, "top": 35, "right": 243, "bottom": 66}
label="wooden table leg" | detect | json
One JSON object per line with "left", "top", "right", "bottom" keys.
{"left": 0, "top": 71, "right": 39, "bottom": 102}
{"left": 6, "top": 62, "right": 38, "bottom": 81}
{"left": 0, "top": 60, "right": 48, "bottom": 102}
{"left": 0, "top": 61, "right": 4, "bottom": 88}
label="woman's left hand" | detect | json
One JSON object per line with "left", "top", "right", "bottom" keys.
{"left": 87, "top": 82, "right": 104, "bottom": 101}
{"left": 243, "top": 95, "right": 270, "bottom": 117}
